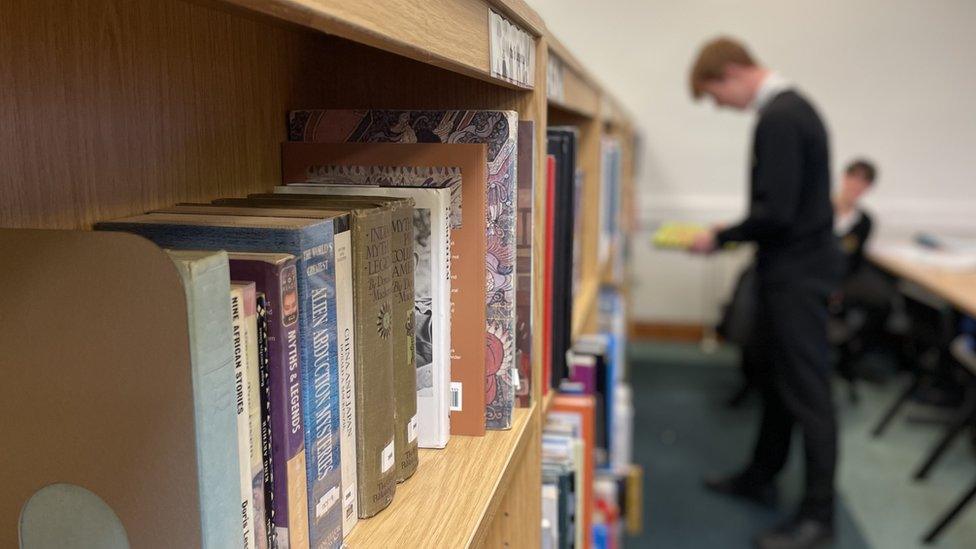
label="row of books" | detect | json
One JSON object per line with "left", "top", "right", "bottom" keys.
{"left": 92, "top": 109, "right": 541, "bottom": 549}
{"left": 543, "top": 286, "right": 640, "bottom": 549}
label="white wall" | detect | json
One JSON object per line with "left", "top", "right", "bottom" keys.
{"left": 527, "top": 0, "right": 976, "bottom": 324}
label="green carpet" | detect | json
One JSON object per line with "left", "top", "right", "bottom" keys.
{"left": 625, "top": 341, "right": 870, "bottom": 548}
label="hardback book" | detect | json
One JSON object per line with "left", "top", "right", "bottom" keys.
{"left": 228, "top": 252, "right": 308, "bottom": 548}
{"left": 543, "top": 155, "right": 556, "bottom": 400}
{"left": 547, "top": 128, "right": 579, "bottom": 392}
{"left": 254, "top": 292, "right": 277, "bottom": 548}
{"left": 209, "top": 197, "right": 399, "bottom": 517}
{"left": 515, "top": 121, "right": 535, "bottom": 407}
{"left": 222, "top": 194, "right": 417, "bottom": 488}
{"left": 279, "top": 184, "right": 452, "bottom": 450}
{"left": 162, "top": 205, "right": 360, "bottom": 537}
{"left": 287, "top": 109, "right": 518, "bottom": 430}
{"left": 278, "top": 140, "right": 489, "bottom": 437}
{"left": 96, "top": 213, "right": 347, "bottom": 548}
{"left": 230, "top": 283, "right": 258, "bottom": 549}
{"left": 166, "top": 249, "right": 245, "bottom": 549}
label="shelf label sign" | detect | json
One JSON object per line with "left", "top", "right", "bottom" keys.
{"left": 488, "top": 8, "right": 536, "bottom": 89}
{"left": 547, "top": 54, "right": 565, "bottom": 102}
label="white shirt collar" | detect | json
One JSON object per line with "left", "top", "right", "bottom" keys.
{"left": 751, "top": 72, "right": 791, "bottom": 112}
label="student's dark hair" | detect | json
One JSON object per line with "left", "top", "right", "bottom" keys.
{"left": 845, "top": 159, "right": 877, "bottom": 185}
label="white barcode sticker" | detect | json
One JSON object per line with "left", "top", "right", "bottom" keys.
{"left": 381, "top": 440, "right": 395, "bottom": 473}
{"left": 316, "top": 486, "right": 339, "bottom": 517}
{"left": 408, "top": 414, "right": 419, "bottom": 443}
{"left": 450, "top": 382, "right": 463, "bottom": 412}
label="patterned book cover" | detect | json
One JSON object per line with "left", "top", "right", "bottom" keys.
{"left": 254, "top": 292, "right": 277, "bottom": 549}
{"left": 515, "top": 121, "right": 535, "bottom": 407}
{"left": 280, "top": 185, "right": 452, "bottom": 450}
{"left": 164, "top": 249, "right": 243, "bottom": 549}
{"left": 277, "top": 141, "right": 489, "bottom": 436}
{"left": 230, "top": 253, "right": 300, "bottom": 549}
{"left": 97, "top": 214, "right": 345, "bottom": 548}
{"left": 288, "top": 110, "right": 518, "bottom": 430}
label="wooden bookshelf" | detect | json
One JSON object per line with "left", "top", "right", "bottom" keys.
{"left": 347, "top": 406, "right": 540, "bottom": 547}
{"left": 217, "top": 0, "right": 545, "bottom": 88}
{"left": 0, "top": 0, "right": 636, "bottom": 545}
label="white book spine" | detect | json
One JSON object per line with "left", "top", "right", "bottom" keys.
{"left": 333, "top": 229, "right": 359, "bottom": 535}
{"left": 230, "top": 287, "right": 257, "bottom": 549}
{"left": 434, "top": 191, "right": 452, "bottom": 446}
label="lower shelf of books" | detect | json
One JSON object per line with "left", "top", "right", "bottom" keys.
{"left": 346, "top": 405, "right": 536, "bottom": 548}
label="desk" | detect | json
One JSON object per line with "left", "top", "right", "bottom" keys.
{"left": 868, "top": 243, "right": 976, "bottom": 543}
{"left": 869, "top": 246, "right": 976, "bottom": 318}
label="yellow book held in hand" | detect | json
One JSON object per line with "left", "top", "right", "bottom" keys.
{"left": 652, "top": 222, "right": 707, "bottom": 250}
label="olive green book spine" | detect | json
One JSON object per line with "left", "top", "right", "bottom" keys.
{"left": 388, "top": 199, "right": 419, "bottom": 482}
{"left": 349, "top": 207, "right": 397, "bottom": 517}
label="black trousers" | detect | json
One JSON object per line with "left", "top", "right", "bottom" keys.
{"left": 742, "top": 271, "right": 838, "bottom": 523}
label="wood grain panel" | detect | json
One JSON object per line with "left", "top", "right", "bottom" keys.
{"left": 479, "top": 407, "right": 542, "bottom": 548}
{"left": 0, "top": 0, "right": 533, "bottom": 230}
{"left": 346, "top": 407, "right": 535, "bottom": 548}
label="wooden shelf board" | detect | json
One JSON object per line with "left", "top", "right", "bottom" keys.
{"left": 346, "top": 405, "right": 536, "bottom": 548}
{"left": 220, "top": 0, "right": 543, "bottom": 89}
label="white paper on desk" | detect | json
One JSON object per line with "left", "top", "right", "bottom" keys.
{"left": 871, "top": 242, "right": 976, "bottom": 272}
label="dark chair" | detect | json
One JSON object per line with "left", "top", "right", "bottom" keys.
{"left": 871, "top": 281, "right": 960, "bottom": 437}
{"left": 920, "top": 334, "right": 976, "bottom": 544}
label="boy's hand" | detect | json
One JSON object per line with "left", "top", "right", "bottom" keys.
{"left": 689, "top": 229, "right": 717, "bottom": 254}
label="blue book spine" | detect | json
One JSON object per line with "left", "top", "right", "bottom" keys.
{"left": 302, "top": 230, "right": 344, "bottom": 548}
{"left": 96, "top": 221, "right": 344, "bottom": 548}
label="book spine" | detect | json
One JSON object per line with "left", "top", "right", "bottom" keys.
{"left": 230, "top": 286, "right": 258, "bottom": 549}
{"left": 167, "top": 251, "right": 243, "bottom": 549}
{"left": 390, "top": 203, "right": 419, "bottom": 479}
{"left": 352, "top": 213, "right": 396, "bottom": 517}
{"left": 241, "top": 287, "right": 269, "bottom": 549}
{"left": 420, "top": 194, "right": 452, "bottom": 448}
{"left": 333, "top": 228, "right": 360, "bottom": 535}
{"left": 515, "top": 121, "right": 535, "bottom": 407}
{"left": 301, "top": 227, "right": 344, "bottom": 549}
{"left": 255, "top": 293, "right": 277, "bottom": 549}
{"left": 230, "top": 257, "right": 310, "bottom": 549}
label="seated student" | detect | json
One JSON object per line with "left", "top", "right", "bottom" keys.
{"left": 830, "top": 159, "right": 895, "bottom": 392}
{"left": 834, "top": 158, "right": 877, "bottom": 277}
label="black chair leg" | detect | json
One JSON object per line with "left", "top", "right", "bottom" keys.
{"left": 872, "top": 378, "right": 919, "bottom": 437}
{"left": 922, "top": 479, "right": 976, "bottom": 544}
{"left": 913, "top": 397, "right": 976, "bottom": 481}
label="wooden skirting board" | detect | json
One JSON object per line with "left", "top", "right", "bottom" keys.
{"left": 629, "top": 321, "right": 705, "bottom": 343}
